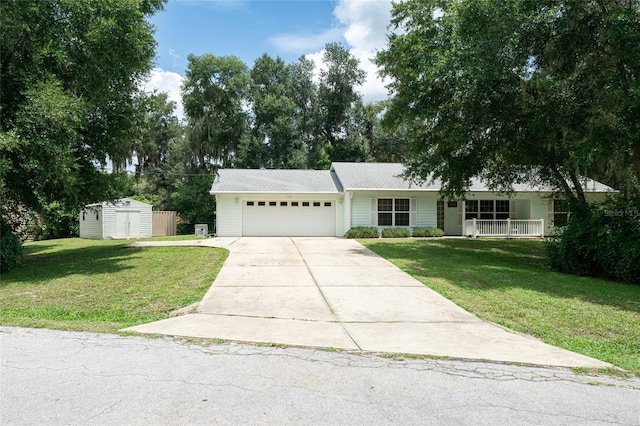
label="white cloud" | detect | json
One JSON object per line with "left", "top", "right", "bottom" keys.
{"left": 283, "top": 0, "right": 393, "bottom": 103}
{"left": 268, "top": 28, "right": 345, "bottom": 54}
{"left": 334, "top": 0, "right": 392, "bottom": 52}
{"left": 141, "top": 68, "right": 185, "bottom": 120}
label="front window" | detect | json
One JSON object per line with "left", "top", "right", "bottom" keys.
{"left": 465, "top": 200, "right": 479, "bottom": 219}
{"left": 553, "top": 200, "right": 569, "bottom": 227}
{"left": 394, "top": 199, "right": 410, "bottom": 226}
{"left": 377, "top": 199, "right": 393, "bottom": 226}
{"left": 495, "top": 200, "right": 510, "bottom": 219}
{"left": 467, "top": 200, "right": 510, "bottom": 220}
{"left": 377, "top": 198, "right": 412, "bottom": 227}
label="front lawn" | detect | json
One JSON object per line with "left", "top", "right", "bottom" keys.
{"left": 362, "top": 238, "right": 640, "bottom": 375}
{"left": 0, "top": 238, "right": 227, "bottom": 333}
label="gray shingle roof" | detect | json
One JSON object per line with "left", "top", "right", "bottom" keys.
{"left": 210, "top": 169, "right": 343, "bottom": 193}
{"left": 210, "top": 163, "right": 615, "bottom": 194}
{"left": 330, "top": 162, "right": 431, "bottom": 190}
{"left": 331, "top": 162, "right": 614, "bottom": 192}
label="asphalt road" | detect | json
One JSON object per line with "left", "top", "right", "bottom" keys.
{"left": 1, "top": 327, "right": 639, "bottom": 425}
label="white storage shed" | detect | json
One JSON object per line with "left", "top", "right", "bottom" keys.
{"left": 79, "top": 198, "right": 152, "bottom": 239}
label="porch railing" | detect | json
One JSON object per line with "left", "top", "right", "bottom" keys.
{"left": 464, "top": 219, "right": 544, "bottom": 238}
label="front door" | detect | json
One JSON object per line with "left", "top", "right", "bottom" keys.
{"left": 444, "top": 201, "right": 462, "bottom": 235}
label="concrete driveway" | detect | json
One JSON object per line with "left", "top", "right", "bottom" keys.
{"left": 126, "top": 237, "right": 609, "bottom": 368}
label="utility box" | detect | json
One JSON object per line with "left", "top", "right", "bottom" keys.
{"left": 195, "top": 224, "right": 208, "bottom": 237}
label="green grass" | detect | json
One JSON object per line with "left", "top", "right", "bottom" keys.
{"left": 0, "top": 238, "right": 228, "bottom": 333}
{"left": 361, "top": 238, "right": 640, "bottom": 375}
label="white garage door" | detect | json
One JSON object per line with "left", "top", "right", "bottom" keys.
{"left": 242, "top": 200, "right": 336, "bottom": 236}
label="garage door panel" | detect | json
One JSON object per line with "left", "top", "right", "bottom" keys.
{"left": 242, "top": 200, "right": 335, "bottom": 236}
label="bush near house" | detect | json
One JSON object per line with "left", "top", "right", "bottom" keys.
{"left": 547, "top": 194, "right": 640, "bottom": 284}
{"left": 381, "top": 228, "right": 411, "bottom": 238}
{"left": 412, "top": 227, "right": 444, "bottom": 237}
{"left": 345, "top": 226, "right": 380, "bottom": 238}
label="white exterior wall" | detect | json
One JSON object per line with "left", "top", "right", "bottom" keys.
{"left": 336, "top": 197, "right": 345, "bottom": 236}
{"left": 350, "top": 191, "right": 438, "bottom": 229}
{"left": 102, "top": 205, "right": 117, "bottom": 237}
{"left": 215, "top": 194, "right": 242, "bottom": 237}
{"left": 417, "top": 192, "right": 438, "bottom": 228}
{"left": 79, "top": 207, "right": 103, "bottom": 239}
{"left": 138, "top": 203, "right": 153, "bottom": 238}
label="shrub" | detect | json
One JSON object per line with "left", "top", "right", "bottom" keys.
{"left": 412, "top": 227, "right": 444, "bottom": 237}
{"left": 547, "top": 193, "right": 640, "bottom": 284}
{"left": 345, "top": 226, "right": 380, "bottom": 238}
{"left": 39, "top": 202, "right": 79, "bottom": 239}
{"left": 177, "top": 223, "right": 195, "bottom": 235}
{"left": 381, "top": 227, "right": 411, "bottom": 238}
{"left": 1, "top": 218, "right": 23, "bottom": 273}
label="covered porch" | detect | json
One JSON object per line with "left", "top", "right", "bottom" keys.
{"left": 439, "top": 197, "right": 550, "bottom": 238}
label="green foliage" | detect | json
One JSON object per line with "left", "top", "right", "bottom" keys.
{"left": 412, "top": 227, "right": 444, "bottom": 237}
{"left": 0, "top": 0, "right": 165, "bottom": 234}
{"left": 547, "top": 194, "right": 640, "bottom": 284}
{"left": 176, "top": 223, "right": 196, "bottom": 235}
{"left": 132, "top": 91, "right": 181, "bottom": 176}
{"left": 316, "top": 43, "right": 368, "bottom": 164}
{"left": 248, "top": 54, "right": 306, "bottom": 169}
{"left": 129, "top": 194, "right": 159, "bottom": 209}
{"left": 169, "top": 175, "right": 216, "bottom": 228}
{"left": 0, "top": 217, "right": 23, "bottom": 272}
{"left": 345, "top": 226, "right": 380, "bottom": 238}
{"left": 377, "top": 0, "right": 640, "bottom": 199}
{"left": 183, "top": 53, "right": 250, "bottom": 168}
{"left": 39, "top": 202, "right": 79, "bottom": 240}
{"left": 381, "top": 228, "right": 411, "bottom": 238}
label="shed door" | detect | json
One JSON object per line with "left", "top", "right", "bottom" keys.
{"left": 116, "top": 210, "right": 141, "bottom": 238}
{"left": 242, "top": 200, "right": 336, "bottom": 236}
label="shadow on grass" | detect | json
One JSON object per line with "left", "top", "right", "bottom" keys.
{"left": 364, "top": 238, "right": 640, "bottom": 314}
{"left": 1, "top": 243, "right": 137, "bottom": 286}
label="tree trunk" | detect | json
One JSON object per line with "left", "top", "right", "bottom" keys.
{"left": 569, "top": 172, "right": 587, "bottom": 204}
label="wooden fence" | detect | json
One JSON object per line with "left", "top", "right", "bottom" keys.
{"left": 152, "top": 211, "right": 177, "bottom": 237}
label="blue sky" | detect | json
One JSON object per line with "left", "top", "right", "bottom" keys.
{"left": 151, "top": 0, "right": 341, "bottom": 70}
{"left": 144, "top": 0, "right": 394, "bottom": 118}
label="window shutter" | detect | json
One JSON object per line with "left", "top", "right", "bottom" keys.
{"left": 370, "top": 198, "right": 378, "bottom": 226}
{"left": 457, "top": 201, "right": 463, "bottom": 226}
{"left": 410, "top": 198, "right": 418, "bottom": 227}
{"left": 547, "top": 199, "right": 554, "bottom": 228}
{"left": 509, "top": 200, "right": 517, "bottom": 219}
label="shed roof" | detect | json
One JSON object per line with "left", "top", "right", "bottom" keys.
{"left": 210, "top": 169, "right": 343, "bottom": 193}
{"left": 85, "top": 197, "right": 151, "bottom": 208}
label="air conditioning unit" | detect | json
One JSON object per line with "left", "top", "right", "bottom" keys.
{"left": 195, "top": 224, "right": 208, "bottom": 237}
